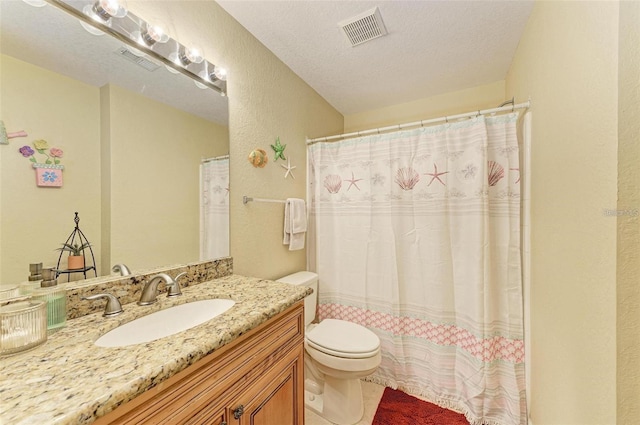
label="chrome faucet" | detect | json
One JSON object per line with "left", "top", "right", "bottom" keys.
{"left": 112, "top": 263, "right": 131, "bottom": 276}
{"left": 168, "top": 272, "right": 187, "bottom": 297}
{"left": 138, "top": 273, "right": 177, "bottom": 305}
{"left": 82, "top": 293, "right": 124, "bottom": 317}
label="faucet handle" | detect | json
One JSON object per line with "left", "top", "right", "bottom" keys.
{"left": 82, "top": 293, "right": 124, "bottom": 317}
{"left": 167, "top": 272, "right": 186, "bottom": 298}
{"left": 112, "top": 264, "right": 131, "bottom": 276}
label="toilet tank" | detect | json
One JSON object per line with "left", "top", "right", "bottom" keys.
{"left": 276, "top": 271, "right": 318, "bottom": 326}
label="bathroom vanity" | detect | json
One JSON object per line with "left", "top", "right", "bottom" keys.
{"left": 95, "top": 302, "right": 304, "bottom": 424}
{"left": 0, "top": 274, "right": 310, "bottom": 424}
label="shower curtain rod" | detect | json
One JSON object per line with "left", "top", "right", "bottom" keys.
{"left": 201, "top": 154, "right": 229, "bottom": 163}
{"left": 306, "top": 100, "right": 531, "bottom": 144}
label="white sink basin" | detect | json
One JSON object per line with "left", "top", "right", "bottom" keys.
{"left": 95, "top": 299, "right": 235, "bottom": 347}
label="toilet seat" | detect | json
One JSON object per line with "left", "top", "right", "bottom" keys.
{"left": 306, "top": 319, "right": 380, "bottom": 359}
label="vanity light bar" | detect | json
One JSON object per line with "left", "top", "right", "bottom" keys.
{"left": 44, "top": 0, "right": 227, "bottom": 96}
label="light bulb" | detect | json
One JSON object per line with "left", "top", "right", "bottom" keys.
{"left": 139, "top": 22, "right": 169, "bottom": 47}
{"left": 92, "top": 0, "right": 127, "bottom": 21}
{"left": 178, "top": 47, "right": 203, "bottom": 66}
{"left": 213, "top": 66, "right": 227, "bottom": 81}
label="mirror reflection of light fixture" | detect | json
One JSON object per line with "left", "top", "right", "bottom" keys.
{"left": 22, "top": 0, "right": 48, "bottom": 7}
{"left": 45, "top": 0, "right": 228, "bottom": 96}
{"left": 79, "top": 6, "right": 106, "bottom": 36}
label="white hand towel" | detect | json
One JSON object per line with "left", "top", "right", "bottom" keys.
{"left": 283, "top": 198, "right": 307, "bottom": 251}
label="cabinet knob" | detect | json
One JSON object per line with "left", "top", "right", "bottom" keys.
{"left": 233, "top": 405, "right": 245, "bottom": 419}
{"left": 220, "top": 422, "right": 227, "bottom": 425}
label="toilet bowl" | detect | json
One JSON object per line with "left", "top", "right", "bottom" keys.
{"left": 277, "top": 272, "right": 381, "bottom": 425}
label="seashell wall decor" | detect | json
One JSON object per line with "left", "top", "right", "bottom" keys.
{"left": 248, "top": 148, "right": 268, "bottom": 168}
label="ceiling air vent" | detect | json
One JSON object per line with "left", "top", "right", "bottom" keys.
{"left": 338, "top": 7, "right": 388, "bottom": 47}
{"left": 114, "top": 46, "right": 160, "bottom": 72}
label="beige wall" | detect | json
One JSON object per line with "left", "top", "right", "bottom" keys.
{"left": 506, "top": 2, "right": 619, "bottom": 424}
{"left": 344, "top": 80, "right": 505, "bottom": 133}
{"left": 0, "top": 55, "right": 102, "bottom": 285}
{"left": 105, "top": 84, "right": 227, "bottom": 271}
{"left": 125, "top": 1, "right": 343, "bottom": 280}
{"left": 617, "top": 1, "right": 640, "bottom": 423}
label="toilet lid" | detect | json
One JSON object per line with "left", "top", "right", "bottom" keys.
{"left": 306, "top": 319, "right": 380, "bottom": 358}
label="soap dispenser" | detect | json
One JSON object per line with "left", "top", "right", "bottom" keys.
{"left": 29, "top": 267, "right": 66, "bottom": 333}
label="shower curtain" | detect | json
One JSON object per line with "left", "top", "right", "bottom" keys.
{"left": 200, "top": 157, "right": 229, "bottom": 260}
{"left": 308, "top": 114, "right": 526, "bottom": 425}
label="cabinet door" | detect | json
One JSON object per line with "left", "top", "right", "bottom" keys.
{"left": 230, "top": 343, "right": 304, "bottom": 425}
{"left": 184, "top": 405, "right": 227, "bottom": 425}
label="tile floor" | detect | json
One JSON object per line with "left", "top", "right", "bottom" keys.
{"left": 304, "top": 381, "right": 386, "bottom": 425}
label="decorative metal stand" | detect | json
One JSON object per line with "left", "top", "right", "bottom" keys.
{"left": 55, "top": 212, "right": 97, "bottom": 281}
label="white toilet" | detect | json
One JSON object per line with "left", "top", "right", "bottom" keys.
{"left": 277, "top": 271, "right": 381, "bottom": 425}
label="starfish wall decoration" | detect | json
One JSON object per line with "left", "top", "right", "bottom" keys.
{"left": 281, "top": 158, "right": 296, "bottom": 179}
{"left": 270, "top": 137, "right": 287, "bottom": 161}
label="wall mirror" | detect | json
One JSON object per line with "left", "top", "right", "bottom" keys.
{"left": 0, "top": 0, "right": 229, "bottom": 287}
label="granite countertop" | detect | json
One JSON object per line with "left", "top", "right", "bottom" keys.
{"left": 0, "top": 275, "right": 311, "bottom": 425}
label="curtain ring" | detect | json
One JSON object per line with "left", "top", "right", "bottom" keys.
{"left": 512, "top": 103, "right": 515, "bottom": 112}
{"left": 477, "top": 110, "right": 481, "bottom": 117}
{"left": 377, "top": 128, "right": 380, "bottom": 134}
{"left": 420, "top": 120, "right": 424, "bottom": 127}
{"left": 445, "top": 116, "right": 449, "bottom": 123}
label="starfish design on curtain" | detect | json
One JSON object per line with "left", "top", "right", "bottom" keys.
{"left": 270, "top": 137, "right": 287, "bottom": 161}
{"left": 425, "top": 163, "right": 449, "bottom": 186}
{"left": 281, "top": 158, "right": 296, "bottom": 179}
{"left": 345, "top": 171, "right": 363, "bottom": 191}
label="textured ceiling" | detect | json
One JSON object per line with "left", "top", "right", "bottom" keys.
{"left": 217, "top": 0, "right": 534, "bottom": 115}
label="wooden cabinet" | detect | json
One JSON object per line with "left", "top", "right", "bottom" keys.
{"left": 95, "top": 302, "right": 305, "bottom": 425}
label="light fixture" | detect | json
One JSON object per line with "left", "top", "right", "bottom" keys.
{"left": 194, "top": 73, "right": 208, "bottom": 90}
{"left": 91, "top": 0, "right": 127, "bottom": 21}
{"left": 195, "top": 64, "right": 227, "bottom": 89}
{"left": 135, "top": 22, "right": 169, "bottom": 47}
{"left": 178, "top": 46, "right": 203, "bottom": 67}
{"left": 166, "top": 46, "right": 202, "bottom": 74}
{"left": 212, "top": 66, "right": 227, "bottom": 82}
{"left": 141, "top": 23, "right": 169, "bottom": 46}
{"left": 80, "top": 0, "right": 127, "bottom": 36}
{"left": 79, "top": 6, "right": 105, "bottom": 36}
{"left": 48, "top": 0, "right": 227, "bottom": 96}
